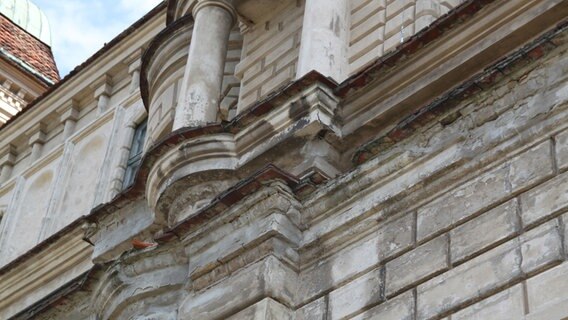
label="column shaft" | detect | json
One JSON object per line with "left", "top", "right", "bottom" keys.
{"left": 173, "top": 1, "right": 235, "bottom": 129}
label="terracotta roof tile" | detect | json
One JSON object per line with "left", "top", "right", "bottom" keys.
{"left": 0, "top": 13, "right": 59, "bottom": 84}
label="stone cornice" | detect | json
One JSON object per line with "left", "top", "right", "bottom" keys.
{"left": 0, "top": 4, "right": 166, "bottom": 148}
{"left": 155, "top": 165, "right": 299, "bottom": 242}
{"left": 339, "top": 0, "right": 568, "bottom": 143}
{"left": 353, "top": 21, "right": 568, "bottom": 164}
{"left": 144, "top": 82, "right": 339, "bottom": 217}
{"left": 0, "top": 225, "right": 93, "bottom": 319}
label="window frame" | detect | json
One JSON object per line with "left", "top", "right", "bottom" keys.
{"left": 122, "top": 119, "right": 147, "bottom": 189}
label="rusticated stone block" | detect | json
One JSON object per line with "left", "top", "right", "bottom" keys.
{"left": 564, "top": 212, "right": 568, "bottom": 259}
{"left": 526, "top": 262, "right": 568, "bottom": 317}
{"left": 520, "top": 220, "right": 563, "bottom": 275}
{"left": 556, "top": 129, "right": 568, "bottom": 171}
{"left": 226, "top": 298, "right": 293, "bottom": 320}
{"left": 327, "top": 267, "right": 384, "bottom": 320}
{"left": 418, "top": 141, "right": 554, "bottom": 241}
{"left": 296, "top": 297, "right": 326, "bottom": 320}
{"left": 451, "top": 285, "right": 525, "bottom": 320}
{"left": 385, "top": 236, "right": 448, "bottom": 297}
{"left": 521, "top": 172, "right": 568, "bottom": 227}
{"left": 417, "top": 218, "right": 562, "bottom": 320}
{"left": 526, "top": 302, "right": 568, "bottom": 320}
{"left": 450, "top": 199, "right": 520, "bottom": 264}
{"left": 418, "top": 242, "right": 520, "bottom": 320}
{"left": 298, "top": 214, "right": 413, "bottom": 302}
{"left": 350, "top": 291, "right": 415, "bottom": 320}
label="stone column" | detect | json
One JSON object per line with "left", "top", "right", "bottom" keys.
{"left": 296, "top": 0, "right": 350, "bottom": 83}
{"left": 173, "top": 0, "right": 237, "bottom": 130}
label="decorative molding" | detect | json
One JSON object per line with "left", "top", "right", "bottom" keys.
{"left": 0, "top": 226, "right": 93, "bottom": 320}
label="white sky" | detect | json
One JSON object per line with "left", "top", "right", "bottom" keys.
{"left": 34, "top": 0, "right": 163, "bottom": 77}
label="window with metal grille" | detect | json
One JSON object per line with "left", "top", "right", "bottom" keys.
{"left": 122, "top": 120, "right": 147, "bottom": 189}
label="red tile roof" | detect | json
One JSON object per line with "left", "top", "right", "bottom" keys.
{"left": 0, "top": 13, "right": 59, "bottom": 84}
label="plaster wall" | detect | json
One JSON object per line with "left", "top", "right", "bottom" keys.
{"left": 0, "top": 161, "right": 57, "bottom": 265}
{"left": 0, "top": 8, "right": 165, "bottom": 267}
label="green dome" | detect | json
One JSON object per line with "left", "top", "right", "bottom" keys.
{"left": 0, "top": 0, "right": 51, "bottom": 46}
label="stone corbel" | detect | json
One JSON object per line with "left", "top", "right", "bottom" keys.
{"left": 92, "top": 75, "right": 113, "bottom": 114}
{"left": 126, "top": 51, "right": 143, "bottom": 93}
{"left": 26, "top": 123, "right": 47, "bottom": 162}
{"left": 0, "top": 144, "right": 16, "bottom": 184}
{"left": 57, "top": 100, "right": 80, "bottom": 139}
{"left": 16, "top": 89, "right": 26, "bottom": 101}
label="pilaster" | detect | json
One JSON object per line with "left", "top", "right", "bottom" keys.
{"left": 297, "top": 0, "right": 350, "bottom": 82}
{"left": 127, "top": 51, "right": 143, "bottom": 94}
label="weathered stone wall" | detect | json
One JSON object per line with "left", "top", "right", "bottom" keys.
{"left": 2, "top": 1, "right": 568, "bottom": 319}
{"left": 235, "top": 1, "right": 304, "bottom": 111}
{"left": 27, "top": 25, "right": 568, "bottom": 320}
{"left": 349, "top": 0, "right": 461, "bottom": 73}
{"left": 235, "top": 0, "right": 466, "bottom": 110}
{"left": 292, "top": 29, "right": 568, "bottom": 319}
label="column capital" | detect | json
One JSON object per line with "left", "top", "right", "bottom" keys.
{"left": 193, "top": 0, "right": 237, "bottom": 25}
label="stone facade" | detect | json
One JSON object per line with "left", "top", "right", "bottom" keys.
{"left": 1, "top": 0, "right": 568, "bottom": 319}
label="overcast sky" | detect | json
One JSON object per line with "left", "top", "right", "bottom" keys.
{"left": 34, "top": 0, "right": 163, "bottom": 77}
